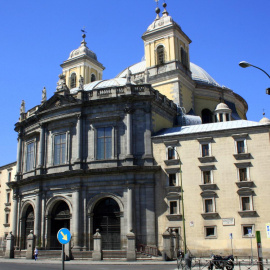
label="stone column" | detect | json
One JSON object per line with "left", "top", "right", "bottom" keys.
{"left": 76, "top": 114, "right": 82, "bottom": 162}
{"left": 11, "top": 195, "right": 18, "bottom": 246}
{"left": 40, "top": 192, "right": 46, "bottom": 247}
{"left": 145, "top": 185, "right": 156, "bottom": 246}
{"left": 34, "top": 192, "right": 41, "bottom": 246}
{"left": 5, "top": 232, "right": 14, "bottom": 258}
{"left": 127, "top": 187, "right": 133, "bottom": 232}
{"left": 45, "top": 215, "right": 51, "bottom": 249}
{"left": 92, "top": 229, "right": 102, "bottom": 261}
{"left": 72, "top": 188, "right": 80, "bottom": 249}
{"left": 38, "top": 124, "right": 45, "bottom": 171}
{"left": 16, "top": 133, "right": 22, "bottom": 180}
{"left": 126, "top": 230, "right": 136, "bottom": 261}
{"left": 34, "top": 192, "right": 40, "bottom": 245}
{"left": 124, "top": 108, "right": 134, "bottom": 158}
{"left": 143, "top": 109, "right": 152, "bottom": 163}
{"left": 83, "top": 189, "right": 87, "bottom": 250}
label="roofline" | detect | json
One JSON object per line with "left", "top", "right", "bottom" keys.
{"left": 152, "top": 122, "right": 270, "bottom": 140}
{"left": 0, "top": 161, "right": 17, "bottom": 170}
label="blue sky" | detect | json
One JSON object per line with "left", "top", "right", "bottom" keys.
{"left": 0, "top": 0, "right": 269, "bottom": 166}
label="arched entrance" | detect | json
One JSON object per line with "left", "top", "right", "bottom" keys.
{"left": 50, "top": 201, "right": 70, "bottom": 249}
{"left": 93, "top": 198, "right": 121, "bottom": 250}
{"left": 22, "top": 204, "right": 34, "bottom": 249}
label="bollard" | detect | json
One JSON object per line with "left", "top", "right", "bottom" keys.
{"left": 126, "top": 230, "right": 136, "bottom": 261}
{"left": 26, "top": 230, "right": 35, "bottom": 259}
{"left": 5, "top": 231, "right": 14, "bottom": 259}
{"left": 92, "top": 229, "right": 102, "bottom": 261}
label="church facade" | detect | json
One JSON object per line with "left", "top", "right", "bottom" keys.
{"left": 1, "top": 2, "right": 270, "bottom": 257}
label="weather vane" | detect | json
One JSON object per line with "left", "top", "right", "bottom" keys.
{"left": 81, "top": 26, "right": 87, "bottom": 33}
{"left": 155, "top": 0, "right": 159, "bottom": 6}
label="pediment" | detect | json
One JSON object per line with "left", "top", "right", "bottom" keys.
{"left": 37, "top": 94, "right": 78, "bottom": 113}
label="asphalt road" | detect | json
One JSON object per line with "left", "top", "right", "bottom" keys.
{"left": 0, "top": 262, "right": 179, "bottom": 270}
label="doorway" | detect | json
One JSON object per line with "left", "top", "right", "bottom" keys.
{"left": 93, "top": 198, "right": 121, "bottom": 250}
{"left": 50, "top": 201, "right": 70, "bottom": 249}
{"left": 22, "top": 205, "right": 34, "bottom": 249}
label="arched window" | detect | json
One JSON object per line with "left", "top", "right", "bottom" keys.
{"left": 91, "top": 74, "right": 96, "bottom": 82}
{"left": 157, "top": 45, "right": 165, "bottom": 65}
{"left": 70, "top": 73, "right": 76, "bottom": 88}
{"left": 201, "top": 109, "right": 213, "bottom": 124}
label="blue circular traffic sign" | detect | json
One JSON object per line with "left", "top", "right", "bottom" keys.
{"left": 57, "top": 228, "right": 71, "bottom": 245}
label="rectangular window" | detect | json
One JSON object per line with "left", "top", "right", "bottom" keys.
{"left": 5, "top": 213, "right": 9, "bottom": 224}
{"left": 203, "top": 171, "right": 212, "bottom": 184}
{"left": 237, "top": 140, "right": 245, "bottom": 154}
{"left": 239, "top": 168, "right": 248, "bottom": 181}
{"left": 205, "top": 226, "right": 216, "bottom": 238}
{"left": 241, "top": 196, "right": 251, "bottom": 211}
{"left": 26, "top": 142, "right": 35, "bottom": 172}
{"left": 168, "top": 147, "right": 175, "bottom": 160}
{"left": 204, "top": 199, "right": 214, "bottom": 213}
{"left": 7, "top": 193, "right": 10, "bottom": 203}
{"left": 242, "top": 225, "right": 254, "bottom": 237}
{"left": 8, "top": 172, "right": 11, "bottom": 182}
{"left": 97, "top": 127, "right": 112, "bottom": 160}
{"left": 169, "top": 174, "right": 177, "bottom": 186}
{"left": 170, "top": 201, "right": 178, "bottom": 215}
{"left": 54, "top": 134, "right": 66, "bottom": 165}
{"left": 201, "top": 144, "right": 210, "bottom": 157}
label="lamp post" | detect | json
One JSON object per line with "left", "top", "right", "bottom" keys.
{"left": 168, "top": 146, "right": 187, "bottom": 254}
{"left": 239, "top": 61, "right": 270, "bottom": 95}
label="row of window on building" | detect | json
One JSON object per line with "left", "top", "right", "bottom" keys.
{"left": 167, "top": 138, "right": 248, "bottom": 161}
{"left": 26, "top": 127, "right": 113, "bottom": 172}
{"left": 168, "top": 194, "right": 254, "bottom": 216}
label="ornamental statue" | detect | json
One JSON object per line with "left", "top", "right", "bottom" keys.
{"left": 56, "top": 74, "right": 69, "bottom": 93}
{"left": 41, "top": 87, "right": 47, "bottom": 104}
{"left": 20, "top": 100, "right": 25, "bottom": 114}
{"left": 79, "top": 75, "right": 84, "bottom": 90}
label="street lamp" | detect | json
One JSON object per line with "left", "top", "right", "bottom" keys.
{"left": 168, "top": 146, "right": 187, "bottom": 254}
{"left": 239, "top": 61, "right": 270, "bottom": 95}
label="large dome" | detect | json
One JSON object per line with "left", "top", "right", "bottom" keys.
{"left": 116, "top": 60, "right": 220, "bottom": 87}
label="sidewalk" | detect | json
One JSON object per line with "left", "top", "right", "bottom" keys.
{"left": 0, "top": 258, "right": 177, "bottom": 265}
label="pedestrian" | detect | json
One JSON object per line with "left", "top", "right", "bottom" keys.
{"left": 34, "top": 247, "right": 38, "bottom": 261}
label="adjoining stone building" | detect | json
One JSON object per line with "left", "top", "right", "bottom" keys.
{"left": 1, "top": 2, "right": 269, "bottom": 258}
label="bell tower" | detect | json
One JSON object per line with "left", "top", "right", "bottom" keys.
{"left": 142, "top": 2, "right": 191, "bottom": 71}
{"left": 142, "top": 2, "right": 194, "bottom": 110}
{"left": 61, "top": 32, "right": 105, "bottom": 89}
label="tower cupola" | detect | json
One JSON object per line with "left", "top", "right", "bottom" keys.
{"left": 214, "top": 102, "right": 232, "bottom": 122}
{"left": 61, "top": 31, "right": 105, "bottom": 89}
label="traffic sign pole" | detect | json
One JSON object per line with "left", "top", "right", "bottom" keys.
{"left": 256, "top": 231, "right": 263, "bottom": 270}
{"left": 229, "top": 233, "right": 233, "bottom": 255}
{"left": 62, "top": 244, "right": 65, "bottom": 270}
{"left": 57, "top": 228, "right": 71, "bottom": 270}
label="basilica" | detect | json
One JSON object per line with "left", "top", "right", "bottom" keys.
{"left": 0, "top": 2, "right": 269, "bottom": 258}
